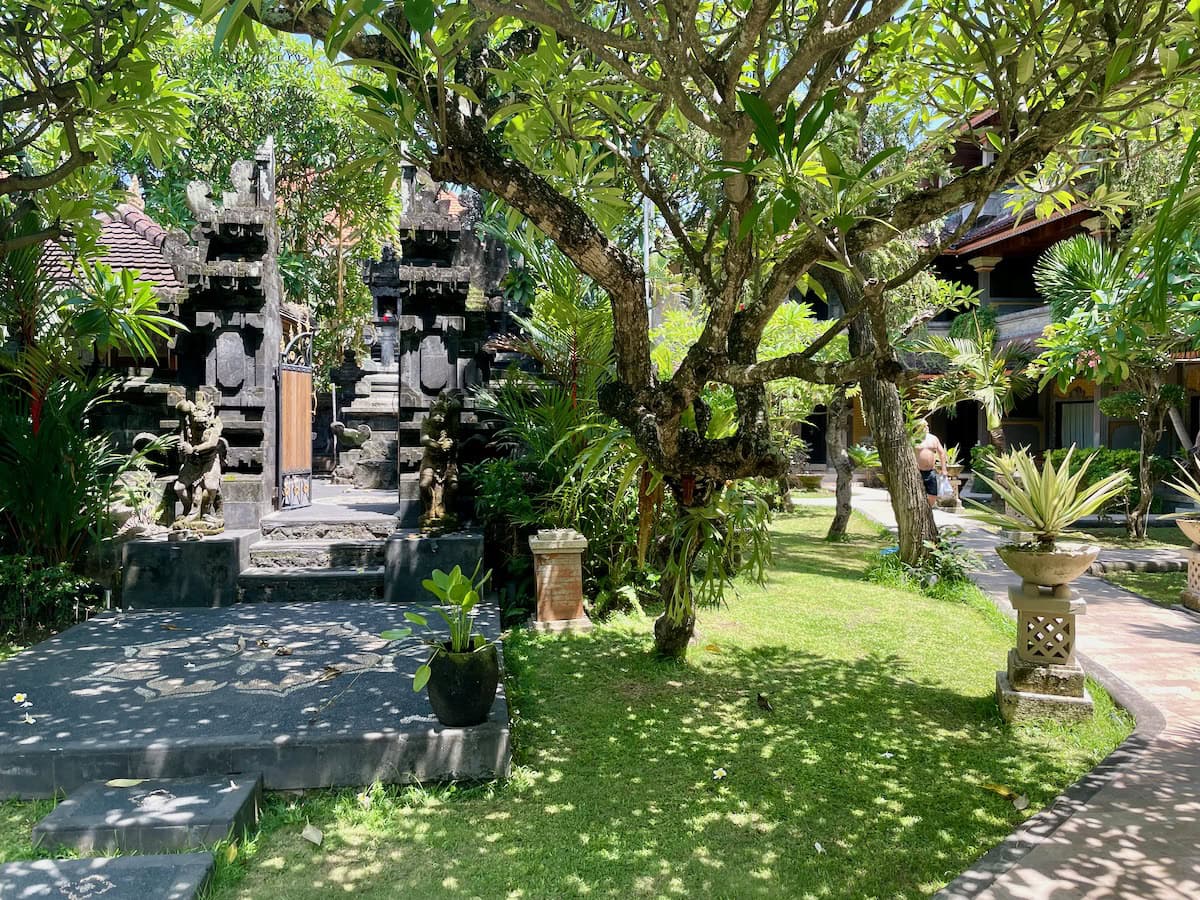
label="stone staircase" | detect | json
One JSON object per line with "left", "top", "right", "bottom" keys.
{"left": 1, "top": 774, "right": 262, "bottom": 899}
{"left": 237, "top": 509, "right": 397, "bottom": 602}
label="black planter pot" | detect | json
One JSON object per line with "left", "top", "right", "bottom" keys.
{"left": 426, "top": 643, "right": 500, "bottom": 727}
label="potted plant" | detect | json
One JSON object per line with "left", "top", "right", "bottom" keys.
{"left": 848, "top": 444, "right": 883, "bottom": 487}
{"left": 382, "top": 563, "right": 500, "bottom": 727}
{"left": 969, "top": 447, "right": 1129, "bottom": 587}
{"left": 1164, "top": 462, "right": 1200, "bottom": 545}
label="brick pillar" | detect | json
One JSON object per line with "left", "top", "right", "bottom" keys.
{"left": 528, "top": 529, "right": 590, "bottom": 633}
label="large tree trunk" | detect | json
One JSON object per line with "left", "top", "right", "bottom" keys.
{"left": 851, "top": 316, "right": 938, "bottom": 564}
{"left": 652, "top": 482, "right": 708, "bottom": 658}
{"left": 826, "top": 385, "right": 854, "bottom": 540}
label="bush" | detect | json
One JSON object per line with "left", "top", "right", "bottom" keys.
{"left": 970, "top": 444, "right": 996, "bottom": 477}
{"left": 0, "top": 555, "right": 99, "bottom": 637}
{"left": 866, "top": 527, "right": 982, "bottom": 592}
{"left": 1043, "top": 447, "right": 1174, "bottom": 514}
{"left": 948, "top": 306, "right": 998, "bottom": 340}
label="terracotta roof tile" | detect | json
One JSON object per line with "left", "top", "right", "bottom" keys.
{"left": 42, "top": 204, "right": 184, "bottom": 297}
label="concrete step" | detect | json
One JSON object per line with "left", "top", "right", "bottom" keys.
{"left": 260, "top": 513, "right": 397, "bottom": 542}
{"left": 238, "top": 566, "right": 386, "bottom": 602}
{"left": 0, "top": 853, "right": 215, "bottom": 899}
{"left": 32, "top": 774, "right": 262, "bottom": 854}
{"left": 249, "top": 539, "right": 387, "bottom": 569}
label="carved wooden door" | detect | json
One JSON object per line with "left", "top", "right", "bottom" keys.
{"left": 278, "top": 332, "right": 313, "bottom": 509}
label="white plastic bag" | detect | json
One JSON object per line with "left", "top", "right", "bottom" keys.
{"left": 936, "top": 473, "right": 955, "bottom": 500}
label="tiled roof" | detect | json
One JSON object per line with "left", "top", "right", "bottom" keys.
{"left": 946, "top": 201, "right": 1092, "bottom": 256}
{"left": 42, "top": 204, "right": 185, "bottom": 298}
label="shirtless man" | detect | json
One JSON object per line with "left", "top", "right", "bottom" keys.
{"left": 914, "top": 418, "right": 949, "bottom": 508}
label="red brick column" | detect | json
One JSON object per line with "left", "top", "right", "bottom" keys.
{"left": 528, "top": 529, "right": 590, "bottom": 632}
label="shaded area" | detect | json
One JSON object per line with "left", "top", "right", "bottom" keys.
{"left": 0, "top": 601, "right": 507, "bottom": 797}
{"left": 210, "top": 510, "right": 1128, "bottom": 899}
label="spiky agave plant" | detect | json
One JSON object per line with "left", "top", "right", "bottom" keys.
{"left": 967, "top": 447, "right": 1130, "bottom": 550}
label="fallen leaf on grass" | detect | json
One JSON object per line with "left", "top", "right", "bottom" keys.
{"left": 814, "top": 841, "right": 826, "bottom": 854}
{"left": 105, "top": 779, "right": 146, "bottom": 788}
{"left": 301, "top": 824, "right": 324, "bottom": 846}
{"left": 982, "top": 782, "right": 1029, "bottom": 809}
{"left": 704, "top": 644, "right": 721, "bottom": 653}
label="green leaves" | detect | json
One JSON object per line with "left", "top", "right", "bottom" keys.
{"left": 967, "top": 448, "right": 1131, "bottom": 546}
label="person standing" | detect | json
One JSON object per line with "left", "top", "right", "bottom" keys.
{"left": 914, "top": 418, "right": 949, "bottom": 509}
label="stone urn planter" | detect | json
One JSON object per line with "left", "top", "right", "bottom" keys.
{"left": 995, "top": 543, "right": 1101, "bottom": 586}
{"left": 1174, "top": 518, "right": 1200, "bottom": 611}
{"left": 993, "top": 543, "right": 1099, "bottom": 724}
{"left": 426, "top": 643, "right": 501, "bottom": 727}
{"left": 790, "top": 473, "right": 823, "bottom": 492}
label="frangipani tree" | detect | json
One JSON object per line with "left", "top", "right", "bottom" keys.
{"left": 202, "top": 0, "right": 1200, "bottom": 655}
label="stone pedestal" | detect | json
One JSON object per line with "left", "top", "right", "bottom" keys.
{"left": 996, "top": 581, "right": 1094, "bottom": 723}
{"left": 383, "top": 529, "right": 484, "bottom": 602}
{"left": 121, "top": 530, "right": 257, "bottom": 609}
{"left": 529, "top": 529, "right": 590, "bottom": 632}
{"left": 1182, "top": 545, "right": 1200, "bottom": 612}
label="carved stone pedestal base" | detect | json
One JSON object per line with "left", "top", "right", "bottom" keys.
{"left": 1183, "top": 546, "right": 1200, "bottom": 612}
{"left": 996, "top": 672, "right": 1094, "bottom": 723}
{"left": 997, "top": 581, "right": 1094, "bottom": 723}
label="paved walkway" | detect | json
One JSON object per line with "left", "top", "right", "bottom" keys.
{"left": 831, "top": 487, "right": 1200, "bottom": 899}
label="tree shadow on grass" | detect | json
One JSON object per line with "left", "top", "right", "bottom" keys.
{"left": 229, "top": 626, "right": 1116, "bottom": 900}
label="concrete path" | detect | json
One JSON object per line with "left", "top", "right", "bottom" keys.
{"left": 828, "top": 487, "right": 1200, "bottom": 899}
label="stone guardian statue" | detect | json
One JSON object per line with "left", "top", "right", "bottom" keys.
{"left": 172, "top": 392, "right": 226, "bottom": 534}
{"left": 418, "top": 391, "right": 462, "bottom": 531}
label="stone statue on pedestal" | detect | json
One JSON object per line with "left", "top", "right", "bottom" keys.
{"left": 418, "top": 391, "right": 462, "bottom": 531}
{"left": 172, "top": 393, "right": 226, "bottom": 534}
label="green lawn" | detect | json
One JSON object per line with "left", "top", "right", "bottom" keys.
{"left": 1102, "top": 570, "right": 1187, "bottom": 607}
{"left": 1075, "top": 526, "right": 1189, "bottom": 550}
{"left": 186, "top": 508, "right": 1127, "bottom": 899}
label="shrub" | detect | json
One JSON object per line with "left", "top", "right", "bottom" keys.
{"left": 1043, "top": 447, "right": 1174, "bottom": 514}
{"left": 0, "top": 555, "right": 98, "bottom": 637}
{"left": 866, "top": 527, "right": 982, "bottom": 591}
{"left": 970, "top": 444, "right": 996, "bottom": 477}
{"left": 947, "top": 305, "right": 998, "bottom": 340}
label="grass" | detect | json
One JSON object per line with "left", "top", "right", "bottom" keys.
{"left": 188, "top": 508, "right": 1129, "bottom": 899}
{"left": 1073, "top": 526, "right": 1189, "bottom": 550}
{"left": 1102, "top": 570, "right": 1187, "bottom": 607}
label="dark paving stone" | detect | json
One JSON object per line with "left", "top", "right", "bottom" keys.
{"left": 0, "top": 601, "right": 508, "bottom": 798}
{"left": 0, "top": 853, "right": 213, "bottom": 899}
{"left": 32, "top": 774, "right": 262, "bottom": 853}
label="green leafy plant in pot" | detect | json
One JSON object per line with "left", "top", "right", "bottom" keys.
{"left": 968, "top": 447, "right": 1130, "bottom": 586}
{"left": 1163, "top": 462, "right": 1200, "bottom": 546}
{"left": 382, "top": 563, "right": 499, "bottom": 727}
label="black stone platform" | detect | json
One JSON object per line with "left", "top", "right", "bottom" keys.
{"left": 0, "top": 853, "right": 213, "bottom": 900}
{"left": 0, "top": 601, "right": 509, "bottom": 799}
{"left": 32, "top": 773, "right": 262, "bottom": 853}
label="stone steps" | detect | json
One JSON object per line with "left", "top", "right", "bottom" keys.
{"left": 260, "top": 513, "right": 397, "bottom": 542}
{"left": 32, "top": 774, "right": 262, "bottom": 854}
{"left": 238, "top": 565, "right": 386, "bottom": 602}
{"left": 0, "top": 853, "right": 215, "bottom": 900}
{"left": 249, "top": 539, "right": 386, "bottom": 569}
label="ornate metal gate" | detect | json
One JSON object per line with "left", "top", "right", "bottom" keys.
{"left": 278, "top": 332, "right": 313, "bottom": 509}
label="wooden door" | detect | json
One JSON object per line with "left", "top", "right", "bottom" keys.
{"left": 279, "top": 333, "right": 313, "bottom": 509}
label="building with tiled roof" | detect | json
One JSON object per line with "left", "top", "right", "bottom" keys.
{"left": 42, "top": 200, "right": 187, "bottom": 302}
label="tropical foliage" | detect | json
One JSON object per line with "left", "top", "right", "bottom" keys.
{"left": 968, "top": 448, "right": 1131, "bottom": 550}
{"left": 914, "top": 328, "right": 1034, "bottom": 451}
{"left": 1034, "top": 135, "right": 1200, "bottom": 537}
